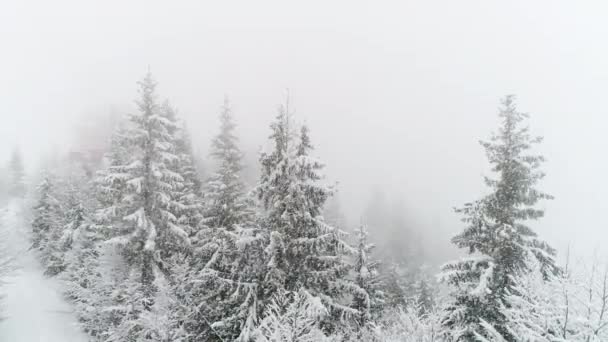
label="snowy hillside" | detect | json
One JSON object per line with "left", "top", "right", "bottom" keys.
{"left": 0, "top": 200, "right": 89, "bottom": 342}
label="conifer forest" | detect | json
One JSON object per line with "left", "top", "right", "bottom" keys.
{"left": 1, "top": 2, "right": 608, "bottom": 342}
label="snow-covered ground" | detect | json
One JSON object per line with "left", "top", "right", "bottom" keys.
{"left": 0, "top": 200, "right": 89, "bottom": 342}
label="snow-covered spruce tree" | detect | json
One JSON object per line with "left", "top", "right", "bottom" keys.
{"left": 41, "top": 165, "right": 96, "bottom": 277}
{"left": 41, "top": 169, "right": 87, "bottom": 276}
{"left": 76, "top": 123, "right": 132, "bottom": 333}
{"left": 439, "top": 95, "right": 556, "bottom": 341}
{"left": 204, "top": 96, "right": 253, "bottom": 229}
{"left": 352, "top": 223, "right": 384, "bottom": 329}
{"left": 175, "top": 97, "right": 261, "bottom": 341}
{"left": 8, "top": 147, "right": 26, "bottom": 198}
{"left": 75, "top": 237, "right": 131, "bottom": 340}
{"left": 55, "top": 168, "right": 125, "bottom": 340}
{"left": 256, "top": 100, "right": 358, "bottom": 334}
{"left": 63, "top": 221, "right": 107, "bottom": 337}
{"left": 60, "top": 167, "right": 104, "bottom": 319}
{"left": 63, "top": 165, "right": 97, "bottom": 247}
{"left": 98, "top": 71, "right": 189, "bottom": 315}
{"left": 31, "top": 172, "right": 61, "bottom": 252}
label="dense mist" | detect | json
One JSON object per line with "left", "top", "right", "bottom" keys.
{"left": 2, "top": 0, "right": 608, "bottom": 287}
{"left": 3, "top": 2, "right": 608, "bottom": 341}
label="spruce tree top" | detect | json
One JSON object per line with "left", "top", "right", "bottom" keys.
{"left": 440, "top": 95, "right": 556, "bottom": 341}
{"left": 453, "top": 95, "right": 553, "bottom": 270}
{"left": 204, "top": 96, "right": 252, "bottom": 230}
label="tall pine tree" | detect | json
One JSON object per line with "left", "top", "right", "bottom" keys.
{"left": 256, "top": 98, "right": 358, "bottom": 333}
{"left": 99, "top": 71, "right": 189, "bottom": 306}
{"left": 176, "top": 96, "right": 259, "bottom": 341}
{"left": 31, "top": 172, "right": 60, "bottom": 251}
{"left": 204, "top": 96, "right": 253, "bottom": 229}
{"left": 352, "top": 223, "right": 384, "bottom": 329}
{"left": 440, "top": 95, "right": 556, "bottom": 341}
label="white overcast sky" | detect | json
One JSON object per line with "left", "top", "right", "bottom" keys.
{"left": 1, "top": 1, "right": 608, "bottom": 260}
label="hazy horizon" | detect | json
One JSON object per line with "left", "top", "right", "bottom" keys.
{"left": 3, "top": 0, "right": 608, "bottom": 263}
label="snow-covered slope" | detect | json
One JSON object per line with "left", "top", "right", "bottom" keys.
{"left": 0, "top": 200, "right": 89, "bottom": 342}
